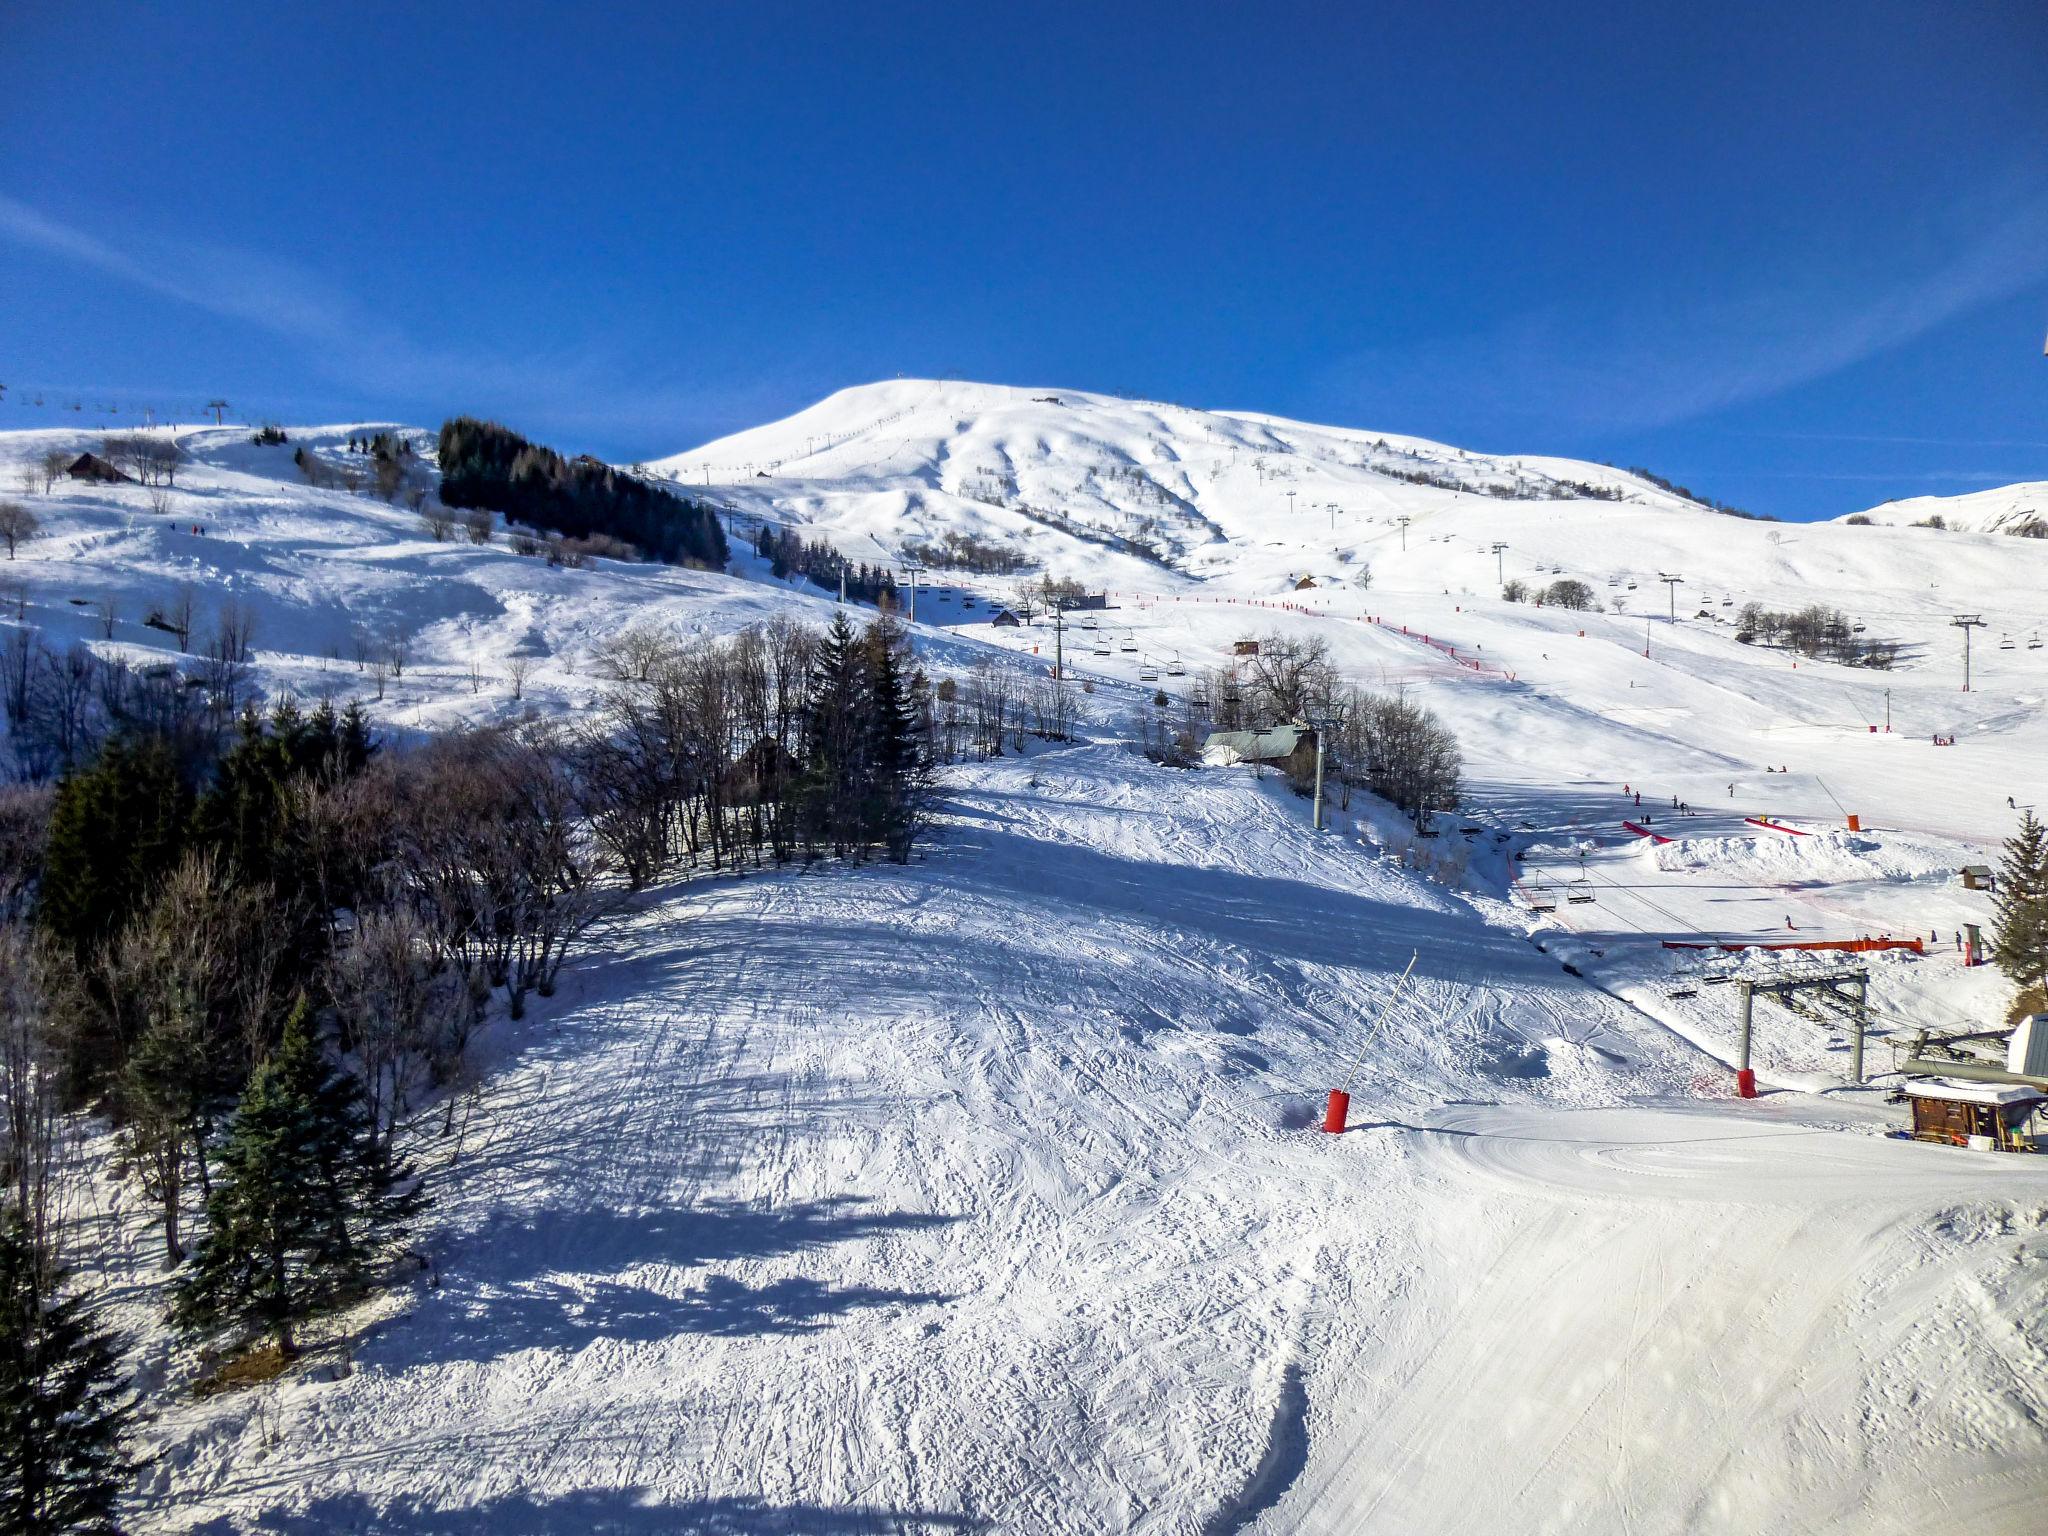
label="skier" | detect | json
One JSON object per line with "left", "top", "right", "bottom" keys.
{"left": 1633, "top": 792, "right": 1641, "bottom": 807}
{"left": 2010, "top": 796, "right": 2017, "bottom": 809}
{"left": 1728, "top": 783, "right": 1735, "bottom": 797}
{"left": 1786, "top": 916, "right": 1795, "bottom": 930}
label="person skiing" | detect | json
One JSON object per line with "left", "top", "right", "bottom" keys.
{"left": 1786, "top": 916, "right": 1795, "bottom": 930}
{"left": 1728, "top": 783, "right": 1735, "bottom": 797}
{"left": 1633, "top": 792, "right": 1641, "bottom": 807}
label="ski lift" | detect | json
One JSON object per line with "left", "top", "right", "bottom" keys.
{"left": 1551, "top": 564, "right": 1564, "bottom": 575}
{"left": 1093, "top": 637, "right": 1110, "bottom": 656}
{"left": 1851, "top": 623, "right": 1866, "bottom": 633}
{"left": 1167, "top": 652, "right": 1186, "bottom": 676}
{"left": 1120, "top": 635, "right": 1137, "bottom": 653}
{"left": 1999, "top": 634, "right": 2016, "bottom": 651}
{"left": 1721, "top": 598, "right": 1733, "bottom": 607}
{"left": 1606, "top": 576, "right": 1620, "bottom": 588}
{"left": 2029, "top": 633, "right": 2043, "bottom": 651}
{"left": 1139, "top": 659, "right": 1158, "bottom": 681}
{"left": 1626, "top": 579, "right": 1638, "bottom": 590}
{"left": 1566, "top": 892, "right": 1596, "bottom": 904}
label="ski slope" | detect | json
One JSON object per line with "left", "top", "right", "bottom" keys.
{"left": 5, "top": 391, "right": 2048, "bottom": 1532}
{"left": 112, "top": 741, "right": 2048, "bottom": 1535}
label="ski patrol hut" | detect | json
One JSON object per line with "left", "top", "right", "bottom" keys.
{"left": 1902, "top": 1081, "right": 2044, "bottom": 1151}
{"left": 1959, "top": 864, "right": 1996, "bottom": 892}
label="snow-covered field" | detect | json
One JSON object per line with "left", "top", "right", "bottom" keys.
{"left": 8, "top": 387, "right": 2048, "bottom": 1533}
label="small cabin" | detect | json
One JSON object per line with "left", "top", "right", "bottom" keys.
{"left": 1959, "top": 864, "right": 1995, "bottom": 891}
{"left": 67, "top": 451, "right": 129, "bottom": 483}
{"left": 1294, "top": 575, "right": 1316, "bottom": 591}
{"left": 1232, "top": 638, "right": 1261, "bottom": 657}
{"left": 989, "top": 608, "right": 1022, "bottom": 628}
{"left": 1201, "top": 725, "right": 1318, "bottom": 779}
{"left": 1902, "top": 1080, "right": 2044, "bottom": 1151}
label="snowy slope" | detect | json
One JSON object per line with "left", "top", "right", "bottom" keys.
{"left": 1834, "top": 479, "right": 2048, "bottom": 537}
{"left": 112, "top": 741, "right": 2048, "bottom": 1535}
{"left": 7, "top": 395, "right": 2048, "bottom": 1532}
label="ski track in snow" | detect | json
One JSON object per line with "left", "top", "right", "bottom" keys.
{"left": 123, "top": 743, "right": 2048, "bottom": 1535}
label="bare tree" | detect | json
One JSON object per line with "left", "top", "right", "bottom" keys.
{"left": 507, "top": 654, "right": 534, "bottom": 701}
{"left": 93, "top": 595, "right": 118, "bottom": 640}
{"left": 0, "top": 574, "right": 27, "bottom": 622}
{"left": 145, "top": 479, "right": 173, "bottom": 515}
{"left": 165, "top": 582, "right": 196, "bottom": 652}
{"left": 466, "top": 508, "right": 493, "bottom": 545}
{"left": 0, "top": 500, "right": 39, "bottom": 559}
{"left": 36, "top": 448, "right": 69, "bottom": 494}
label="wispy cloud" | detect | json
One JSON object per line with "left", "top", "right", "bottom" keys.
{"left": 1318, "top": 178, "right": 2048, "bottom": 440}
{"left": 0, "top": 192, "right": 788, "bottom": 448}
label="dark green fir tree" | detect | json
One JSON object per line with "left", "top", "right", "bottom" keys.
{"left": 0, "top": 1213, "right": 132, "bottom": 1536}
{"left": 173, "top": 1001, "right": 424, "bottom": 1358}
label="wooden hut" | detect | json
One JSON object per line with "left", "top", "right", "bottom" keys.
{"left": 66, "top": 451, "right": 129, "bottom": 483}
{"left": 1959, "top": 865, "right": 1995, "bottom": 891}
{"left": 1902, "top": 1081, "right": 2044, "bottom": 1151}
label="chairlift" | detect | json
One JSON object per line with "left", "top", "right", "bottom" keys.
{"left": 2029, "top": 633, "right": 2044, "bottom": 651}
{"left": 1606, "top": 576, "right": 1620, "bottom": 588}
{"left": 1551, "top": 564, "right": 1564, "bottom": 575}
{"left": 1999, "top": 634, "right": 2016, "bottom": 651}
{"left": 1093, "top": 637, "right": 1110, "bottom": 656}
{"left": 1566, "top": 892, "right": 1596, "bottom": 904}
{"left": 1626, "top": 580, "right": 1638, "bottom": 590}
{"left": 1167, "top": 652, "right": 1186, "bottom": 676}
{"left": 1139, "top": 660, "right": 1159, "bottom": 681}
{"left": 1721, "top": 598, "right": 1733, "bottom": 607}
{"left": 1851, "top": 623, "right": 1866, "bottom": 633}
{"left": 1120, "top": 636, "right": 1137, "bottom": 653}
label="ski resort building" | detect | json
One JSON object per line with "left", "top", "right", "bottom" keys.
{"left": 66, "top": 451, "right": 129, "bottom": 482}
{"left": 1902, "top": 1081, "right": 2045, "bottom": 1151}
{"left": 1201, "top": 724, "right": 1317, "bottom": 778}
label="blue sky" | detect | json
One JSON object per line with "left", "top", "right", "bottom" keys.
{"left": 3, "top": 0, "right": 2044, "bottom": 519}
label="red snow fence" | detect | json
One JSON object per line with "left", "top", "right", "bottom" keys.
{"left": 1622, "top": 820, "right": 1673, "bottom": 843}
{"left": 1744, "top": 816, "right": 1809, "bottom": 836}
{"left": 1322, "top": 1089, "right": 1350, "bottom": 1134}
{"left": 1661, "top": 937, "right": 1924, "bottom": 956}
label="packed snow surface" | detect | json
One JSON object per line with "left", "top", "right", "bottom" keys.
{"left": 6, "top": 386, "right": 2048, "bottom": 1532}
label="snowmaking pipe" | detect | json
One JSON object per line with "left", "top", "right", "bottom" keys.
{"left": 1323, "top": 950, "right": 1419, "bottom": 1134}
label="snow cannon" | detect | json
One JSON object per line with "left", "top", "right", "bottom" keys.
{"left": 1322, "top": 1090, "right": 1350, "bottom": 1133}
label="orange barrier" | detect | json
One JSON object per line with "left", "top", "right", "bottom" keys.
{"left": 1661, "top": 937, "right": 1923, "bottom": 955}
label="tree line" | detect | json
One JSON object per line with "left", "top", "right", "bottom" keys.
{"left": 438, "top": 418, "right": 727, "bottom": 569}
{"left": 753, "top": 527, "right": 901, "bottom": 605}
{"left": 1735, "top": 603, "right": 1896, "bottom": 668}
{"left": 1154, "top": 633, "right": 1462, "bottom": 825}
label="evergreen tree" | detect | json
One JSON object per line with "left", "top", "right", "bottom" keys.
{"left": 862, "top": 622, "right": 925, "bottom": 862}
{"left": 1991, "top": 811, "right": 2048, "bottom": 994}
{"left": 0, "top": 1213, "right": 132, "bottom": 1536}
{"left": 173, "top": 1001, "right": 423, "bottom": 1357}
{"left": 37, "top": 737, "right": 191, "bottom": 971}
{"left": 798, "top": 614, "right": 868, "bottom": 857}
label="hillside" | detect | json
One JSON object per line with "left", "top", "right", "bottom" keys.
{"left": 4, "top": 399, "right": 2047, "bottom": 1533}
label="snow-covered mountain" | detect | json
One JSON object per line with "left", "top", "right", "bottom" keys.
{"left": 1839, "top": 479, "right": 2048, "bottom": 537}
{"left": 7, "top": 394, "right": 2048, "bottom": 1533}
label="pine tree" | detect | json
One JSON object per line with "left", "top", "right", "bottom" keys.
{"left": 1991, "top": 811, "right": 2048, "bottom": 993}
{"left": 0, "top": 1213, "right": 132, "bottom": 1536}
{"left": 799, "top": 614, "right": 868, "bottom": 857}
{"left": 862, "top": 621, "right": 925, "bottom": 862}
{"left": 173, "top": 1001, "right": 423, "bottom": 1358}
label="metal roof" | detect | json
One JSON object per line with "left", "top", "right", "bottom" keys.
{"left": 1203, "top": 725, "right": 1307, "bottom": 763}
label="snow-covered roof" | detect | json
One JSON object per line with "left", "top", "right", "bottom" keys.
{"left": 1902, "top": 1079, "right": 2046, "bottom": 1106}
{"left": 1203, "top": 725, "right": 1308, "bottom": 764}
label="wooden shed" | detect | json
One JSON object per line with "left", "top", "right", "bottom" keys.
{"left": 989, "top": 608, "right": 1022, "bottom": 628}
{"left": 1902, "top": 1080, "right": 2044, "bottom": 1151}
{"left": 1201, "top": 725, "right": 1318, "bottom": 780}
{"left": 67, "top": 451, "right": 129, "bottom": 483}
{"left": 1232, "top": 638, "right": 1260, "bottom": 657}
{"left": 1959, "top": 864, "right": 1995, "bottom": 891}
